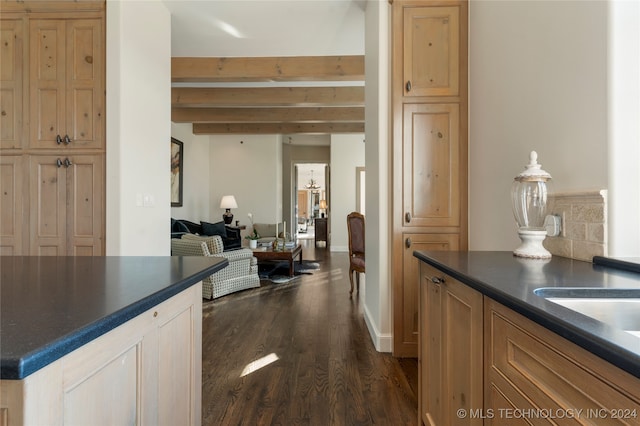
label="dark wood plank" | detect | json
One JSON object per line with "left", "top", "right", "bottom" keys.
{"left": 202, "top": 238, "right": 418, "bottom": 425}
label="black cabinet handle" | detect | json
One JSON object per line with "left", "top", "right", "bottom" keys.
{"left": 56, "top": 158, "right": 63, "bottom": 168}
{"left": 405, "top": 238, "right": 411, "bottom": 248}
{"left": 64, "top": 158, "right": 73, "bottom": 168}
{"left": 63, "top": 135, "right": 71, "bottom": 144}
{"left": 431, "top": 276, "right": 445, "bottom": 284}
{"left": 406, "top": 80, "right": 412, "bottom": 92}
{"left": 56, "top": 135, "right": 63, "bottom": 145}
{"left": 405, "top": 212, "right": 412, "bottom": 223}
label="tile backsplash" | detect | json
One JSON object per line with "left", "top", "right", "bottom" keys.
{"left": 543, "top": 190, "right": 608, "bottom": 262}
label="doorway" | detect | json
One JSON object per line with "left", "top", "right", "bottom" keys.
{"left": 295, "top": 163, "right": 328, "bottom": 241}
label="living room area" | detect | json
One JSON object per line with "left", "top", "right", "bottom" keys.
{"left": 170, "top": 126, "right": 365, "bottom": 257}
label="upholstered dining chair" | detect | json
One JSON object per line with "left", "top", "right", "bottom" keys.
{"left": 347, "top": 211, "right": 365, "bottom": 294}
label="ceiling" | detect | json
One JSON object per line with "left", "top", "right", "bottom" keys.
{"left": 165, "top": 0, "right": 366, "bottom": 136}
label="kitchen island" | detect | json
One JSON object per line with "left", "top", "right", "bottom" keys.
{"left": 414, "top": 251, "right": 640, "bottom": 425}
{"left": 0, "top": 256, "right": 227, "bottom": 426}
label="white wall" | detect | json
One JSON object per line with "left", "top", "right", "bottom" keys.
{"left": 363, "top": 0, "right": 392, "bottom": 353}
{"left": 329, "top": 134, "right": 365, "bottom": 252}
{"left": 608, "top": 0, "right": 640, "bottom": 257}
{"left": 208, "top": 135, "right": 283, "bottom": 228}
{"left": 469, "top": 0, "right": 609, "bottom": 251}
{"left": 106, "top": 0, "right": 171, "bottom": 255}
{"left": 170, "top": 123, "right": 211, "bottom": 221}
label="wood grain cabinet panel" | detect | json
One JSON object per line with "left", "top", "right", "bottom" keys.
{"left": 0, "top": 156, "right": 24, "bottom": 255}
{"left": 402, "top": 103, "right": 460, "bottom": 228}
{"left": 485, "top": 298, "right": 640, "bottom": 426}
{"left": 0, "top": 17, "right": 25, "bottom": 150}
{"left": 396, "top": 233, "right": 459, "bottom": 356}
{"left": 419, "top": 262, "right": 483, "bottom": 426}
{"left": 29, "top": 154, "right": 104, "bottom": 255}
{"left": 29, "top": 17, "right": 104, "bottom": 150}
{"left": 403, "top": 5, "right": 460, "bottom": 97}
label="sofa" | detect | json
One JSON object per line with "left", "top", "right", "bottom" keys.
{"left": 171, "top": 218, "right": 242, "bottom": 251}
{"left": 252, "top": 222, "right": 286, "bottom": 245}
{"left": 171, "top": 234, "right": 260, "bottom": 299}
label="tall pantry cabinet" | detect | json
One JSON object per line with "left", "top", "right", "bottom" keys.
{"left": 392, "top": 0, "right": 468, "bottom": 357}
{"left": 0, "top": 1, "right": 105, "bottom": 256}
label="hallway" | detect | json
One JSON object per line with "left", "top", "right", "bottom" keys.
{"left": 201, "top": 239, "right": 418, "bottom": 425}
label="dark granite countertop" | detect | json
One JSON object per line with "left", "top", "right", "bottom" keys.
{"left": 413, "top": 251, "right": 640, "bottom": 379}
{"left": 1, "top": 256, "right": 228, "bottom": 380}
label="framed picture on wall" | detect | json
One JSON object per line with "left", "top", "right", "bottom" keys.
{"left": 171, "top": 137, "right": 183, "bottom": 207}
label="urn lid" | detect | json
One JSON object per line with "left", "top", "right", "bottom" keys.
{"left": 514, "top": 151, "right": 552, "bottom": 182}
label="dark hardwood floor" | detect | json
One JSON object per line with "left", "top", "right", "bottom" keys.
{"left": 202, "top": 238, "right": 418, "bottom": 425}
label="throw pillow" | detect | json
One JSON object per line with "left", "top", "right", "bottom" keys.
{"left": 201, "top": 220, "right": 227, "bottom": 238}
{"left": 171, "top": 218, "right": 190, "bottom": 234}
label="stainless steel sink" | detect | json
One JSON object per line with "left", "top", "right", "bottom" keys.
{"left": 534, "top": 288, "right": 640, "bottom": 336}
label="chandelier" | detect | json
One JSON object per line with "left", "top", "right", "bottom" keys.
{"left": 305, "top": 170, "right": 320, "bottom": 190}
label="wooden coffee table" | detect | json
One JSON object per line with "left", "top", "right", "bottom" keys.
{"left": 251, "top": 244, "right": 303, "bottom": 277}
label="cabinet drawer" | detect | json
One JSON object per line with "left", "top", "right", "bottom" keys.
{"left": 485, "top": 299, "right": 640, "bottom": 425}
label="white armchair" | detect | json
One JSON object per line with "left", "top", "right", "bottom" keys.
{"left": 171, "top": 234, "right": 260, "bottom": 299}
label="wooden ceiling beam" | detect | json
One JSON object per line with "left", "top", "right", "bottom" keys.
{"left": 172, "top": 86, "right": 364, "bottom": 107}
{"left": 172, "top": 107, "right": 365, "bottom": 123}
{"left": 193, "top": 122, "right": 365, "bottom": 135}
{"left": 172, "top": 56, "right": 365, "bottom": 82}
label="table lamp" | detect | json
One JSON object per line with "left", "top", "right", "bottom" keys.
{"left": 319, "top": 199, "right": 327, "bottom": 218}
{"left": 220, "top": 195, "right": 238, "bottom": 225}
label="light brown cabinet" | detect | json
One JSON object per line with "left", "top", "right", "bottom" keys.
{"left": 0, "top": 156, "right": 24, "bottom": 255}
{"left": 485, "top": 298, "right": 640, "bottom": 426}
{"left": 29, "top": 16, "right": 104, "bottom": 150}
{"left": 28, "top": 154, "right": 104, "bottom": 255}
{"left": 419, "top": 262, "right": 483, "bottom": 426}
{"left": 401, "top": 103, "right": 461, "bottom": 228}
{"left": 392, "top": 0, "right": 468, "bottom": 357}
{"left": 402, "top": 5, "right": 460, "bottom": 98}
{"left": 0, "top": 283, "right": 203, "bottom": 426}
{"left": 417, "top": 258, "right": 640, "bottom": 426}
{"left": 0, "top": 1, "right": 105, "bottom": 256}
{"left": 0, "top": 16, "right": 25, "bottom": 150}
{"left": 397, "top": 233, "right": 459, "bottom": 353}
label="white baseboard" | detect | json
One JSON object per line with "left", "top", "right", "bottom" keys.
{"left": 363, "top": 300, "right": 392, "bottom": 353}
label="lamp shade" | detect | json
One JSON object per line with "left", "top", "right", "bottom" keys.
{"left": 319, "top": 200, "right": 327, "bottom": 209}
{"left": 220, "top": 195, "right": 238, "bottom": 209}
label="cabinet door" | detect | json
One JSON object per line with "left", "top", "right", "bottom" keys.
{"left": 29, "top": 155, "right": 67, "bottom": 255}
{"left": 0, "top": 17, "right": 25, "bottom": 150}
{"left": 65, "top": 18, "right": 104, "bottom": 149}
{"left": 441, "top": 275, "right": 483, "bottom": 425}
{"left": 403, "top": 103, "right": 460, "bottom": 229}
{"left": 395, "top": 233, "right": 459, "bottom": 357}
{"left": 157, "top": 287, "right": 203, "bottom": 426}
{"left": 419, "top": 263, "right": 483, "bottom": 426}
{"left": 420, "top": 266, "right": 443, "bottom": 426}
{"left": 30, "top": 18, "right": 103, "bottom": 150}
{"left": 0, "top": 156, "right": 24, "bottom": 255}
{"left": 485, "top": 299, "right": 640, "bottom": 426}
{"left": 66, "top": 154, "right": 104, "bottom": 255}
{"left": 30, "top": 19, "right": 67, "bottom": 150}
{"left": 403, "top": 5, "right": 460, "bottom": 97}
